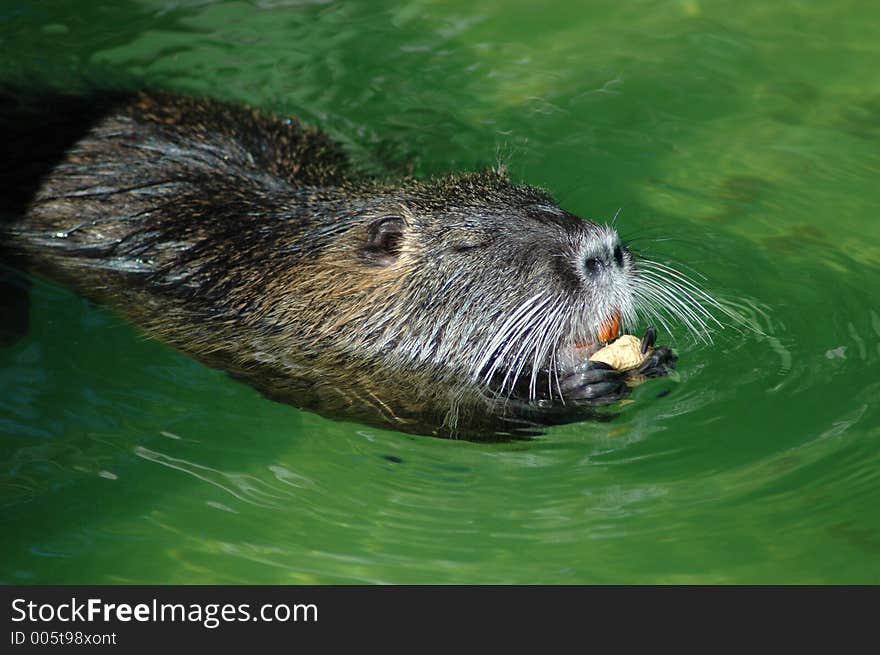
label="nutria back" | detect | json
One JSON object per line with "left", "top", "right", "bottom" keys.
{"left": 4, "top": 89, "right": 686, "bottom": 439}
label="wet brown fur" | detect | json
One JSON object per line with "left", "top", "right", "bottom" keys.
{"left": 5, "top": 90, "right": 644, "bottom": 439}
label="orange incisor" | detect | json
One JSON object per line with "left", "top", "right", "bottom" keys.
{"left": 598, "top": 309, "right": 621, "bottom": 343}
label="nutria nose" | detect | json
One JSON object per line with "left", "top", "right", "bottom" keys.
{"left": 583, "top": 244, "right": 625, "bottom": 277}
{"left": 583, "top": 256, "right": 606, "bottom": 276}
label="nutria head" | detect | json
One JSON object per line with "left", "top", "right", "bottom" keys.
{"left": 279, "top": 170, "right": 651, "bottom": 404}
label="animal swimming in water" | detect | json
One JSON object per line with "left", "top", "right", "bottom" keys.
{"left": 2, "top": 89, "right": 726, "bottom": 439}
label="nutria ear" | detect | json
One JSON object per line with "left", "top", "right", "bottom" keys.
{"left": 364, "top": 216, "right": 406, "bottom": 266}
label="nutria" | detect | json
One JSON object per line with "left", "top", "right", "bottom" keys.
{"left": 1, "top": 89, "right": 715, "bottom": 439}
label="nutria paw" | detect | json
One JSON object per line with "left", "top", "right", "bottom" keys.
{"left": 557, "top": 324, "right": 676, "bottom": 404}
{"left": 635, "top": 344, "right": 677, "bottom": 378}
{"left": 627, "top": 324, "right": 676, "bottom": 379}
{"left": 558, "top": 361, "right": 628, "bottom": 404}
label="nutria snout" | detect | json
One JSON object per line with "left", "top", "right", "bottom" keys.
{"left": 2, "top": 90, "right": 712, "bottom": 439}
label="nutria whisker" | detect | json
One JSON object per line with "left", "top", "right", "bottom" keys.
{"left": 629, "top": 289, "right": 676, "bottom": 341}
{"left": 633, "top": 256, "right": 738, "bottom": 344}
{"left": 529, "top": 295, "right": 568, "bottom": 399}
{"left": 506, "top": 294, "right": 567, "bottom": 399}
{"left": 637, "top": 275, "right": 714, "bottom": 342}
{"left": 478, "top": 292, "right": 553, "bottom": 387}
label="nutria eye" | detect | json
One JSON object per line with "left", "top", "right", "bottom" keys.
{"left": 364, "top": 216, "right": 405, "bottom": 266}
{"left": 451, "top": 242, "right": 485, "bottom": 253}
{"left": 447, "top": 229, "right": 492, "bottom": 252}
{"left": 614, "top": 245, "right": 624, "bottom": 268}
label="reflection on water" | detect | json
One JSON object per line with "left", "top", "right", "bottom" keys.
{"left": 135, "top": 446, "right": 293, "bottom": 509}
{"left": 1, "top": 0, "right": 880, "bottom": 583}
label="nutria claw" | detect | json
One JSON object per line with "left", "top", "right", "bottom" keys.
{"left": 633, "top": 324, "right": 676, "bottom": 378}
{"left": 640, "top": 325, "right": 657, "bottom": 354}
{"left": 634, "top": 324, "right": 677, "bottom": 377}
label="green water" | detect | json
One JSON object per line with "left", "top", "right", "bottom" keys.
{"left": 2, "top": 0, "right": 879, "bottom": 583}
